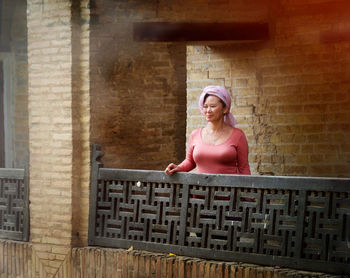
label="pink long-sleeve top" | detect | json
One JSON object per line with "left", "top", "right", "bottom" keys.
{"left": 178, "top": 128, "right": 251, "bottom": 175}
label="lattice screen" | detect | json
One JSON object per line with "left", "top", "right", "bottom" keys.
{"left": 89, "top": 145, "right": 350, "bottom": 275}
{"left": 0, "top": 168, "right": 29, "bottom": 241}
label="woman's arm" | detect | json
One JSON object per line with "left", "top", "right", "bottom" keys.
{"left": 237, "top": 132, "right": 251, "bottom": 175}
{"left": 164, "top": 131, "right": 196, "bottom": 175}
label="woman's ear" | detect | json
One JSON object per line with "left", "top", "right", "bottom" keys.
{"left": 223, "top": 106, "right": 229, "bottom": 115}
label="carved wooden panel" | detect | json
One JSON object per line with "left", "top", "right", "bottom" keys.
{"left": 89, "top": 144, "right": 350, "bottom": 275}
{"left": 0, "top": 168, "right": 29, "bottom": 241}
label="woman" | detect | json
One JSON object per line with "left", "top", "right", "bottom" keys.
{"left": 165, "top": 85, "right": 250, "bottom": 175}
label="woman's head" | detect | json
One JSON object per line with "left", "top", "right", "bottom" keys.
{"left": 199, "top": 86, "right": 237, "bottom": 127}
{"left": 203, "top": 95, "right": 228, "bottom": 123}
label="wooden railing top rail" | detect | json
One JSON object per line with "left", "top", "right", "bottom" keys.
{"left": 99, "top": 167, "right": 350, "bottom": 192}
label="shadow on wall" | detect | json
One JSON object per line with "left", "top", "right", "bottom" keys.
{"left": 90, "top": 23, "right": 186, "bottom": 170}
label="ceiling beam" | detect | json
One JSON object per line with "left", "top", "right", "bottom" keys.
{"left": 133, "top": 22, "right": 269, "bottom": 42}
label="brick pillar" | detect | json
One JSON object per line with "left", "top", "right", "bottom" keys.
{"left": 27, "top": 0, "right": 90, "bottom": 275}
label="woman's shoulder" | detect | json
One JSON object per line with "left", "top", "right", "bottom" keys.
{"left": 189, "top": 128, "right": 202, "bottom": 142}
{"left": 190, "top": 128, "right": 202, "bottom": 136}
{"left": 233, "top": 127, "right": 245, "bottom": 134}
{"left": 231, "top": 127, "right": 248, "bottom": 140}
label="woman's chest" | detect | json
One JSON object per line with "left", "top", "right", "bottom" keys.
{"left": 193, "top": 143, "right": 237, "bottom": 164}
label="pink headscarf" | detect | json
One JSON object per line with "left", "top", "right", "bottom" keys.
{"left": 199, "top": 85, "right": 237, "bottom": 127}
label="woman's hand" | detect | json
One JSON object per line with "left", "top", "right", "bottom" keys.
{"left": 164, "top": 163, "right": 180, "bottom": 175}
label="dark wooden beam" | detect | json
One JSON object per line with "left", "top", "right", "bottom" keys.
{"left": 133, "top": 22, "right": 269, "bottom": 42}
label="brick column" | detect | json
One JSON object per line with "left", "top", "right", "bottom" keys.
{"left": 27, "top": 0, "right": 90, "bottom": 275}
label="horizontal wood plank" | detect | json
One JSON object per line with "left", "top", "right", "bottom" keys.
{"left": 133, "top": 22, "right": 269, "bottom": 42}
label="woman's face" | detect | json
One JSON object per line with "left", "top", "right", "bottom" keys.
{"left": 203, "top": 95, "right": 228, "bottom": 122}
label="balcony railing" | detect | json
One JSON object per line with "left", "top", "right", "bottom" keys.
{"left": 0, "top": 168, "right": 29, "bottom": 241}
{"left": 88, "top": 144, "right": 350, "bottom": 275}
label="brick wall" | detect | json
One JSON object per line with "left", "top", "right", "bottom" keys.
{"left": 71, "top": 247, "right": 340, "bottom": 278}
{"left": 28, "top": 0, "right": 74, "bottom": 247}
{"left": 186, "top": 1, "right": 350, "bottom": 177}
{"left": 0, "top": 241, "right": 340, "bottom": 278}
{"left": 90, "top": 1, "right": 187, "bottom": 170}
{"left": 27, "top": 0, "right": 91, "bottom": 275}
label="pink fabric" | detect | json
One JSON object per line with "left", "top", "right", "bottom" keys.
{"left": 199, "top": 85, "right": 237, "bottom": 127}
{"left": 178, "top": 128, "right": 251, "bottom": 175}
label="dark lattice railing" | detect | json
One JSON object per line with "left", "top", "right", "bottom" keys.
{"left": 0, "top": 168, "right": 29, "bottom": 241}
{"left": 88, "top": 144, "right": 350, "bottom": 275}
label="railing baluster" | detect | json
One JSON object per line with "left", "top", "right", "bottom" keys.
{"left": 295, "top": 190, "right": 307, "bottom": 259}
{"left": 88, "top": 144, "right": 103, "bottom": 245}
{"left": 179, "top": 184, "right": 189, "bottom": 246}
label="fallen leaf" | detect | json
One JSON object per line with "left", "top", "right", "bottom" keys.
{"left": 127, "top": 246, "right": 134, "bottom": 252}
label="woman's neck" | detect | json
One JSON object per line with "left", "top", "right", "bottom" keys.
{"left": 206, "top": 120, "right": 226, "bottom": 133}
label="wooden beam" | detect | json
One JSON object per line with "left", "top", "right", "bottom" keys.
{"left": 133, "top": 22, "right": 269, "bottom": 42}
